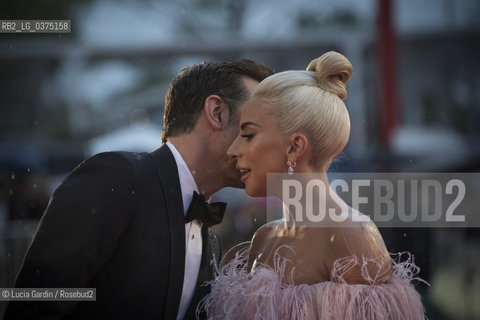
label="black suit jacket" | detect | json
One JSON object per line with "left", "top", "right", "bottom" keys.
{"left": 4, "top": 145, "right": 220, "bottom": 319}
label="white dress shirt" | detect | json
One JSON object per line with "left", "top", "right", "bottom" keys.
{"left": 166, "top": 142, "right": 203, "bottom": 320}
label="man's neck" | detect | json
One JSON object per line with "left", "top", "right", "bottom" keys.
{"left": 167, "top": 136, "right": 223, "bottom": 198}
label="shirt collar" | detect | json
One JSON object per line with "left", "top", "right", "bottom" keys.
{"left": 166, "top": 142, "right": 199, "bottom": 215}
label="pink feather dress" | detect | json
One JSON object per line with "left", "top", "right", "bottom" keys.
{"left": 200, "top": 242, "right": 426, "bottom": 320}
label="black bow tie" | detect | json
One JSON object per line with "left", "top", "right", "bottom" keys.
{"left": 185, "top": 191, "right": 226, "bottom": 227}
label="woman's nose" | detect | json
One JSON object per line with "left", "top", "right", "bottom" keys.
{"left": 227, "top": 136, "right": 241, "bottom": 159}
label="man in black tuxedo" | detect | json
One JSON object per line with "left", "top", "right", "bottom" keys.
{"left": 4, "top": 60, "right": 273, "bottom": 319}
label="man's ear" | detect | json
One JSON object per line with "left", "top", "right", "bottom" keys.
{"left": 204, "top": 95, "right": 228, "bottom": 130}
{"left": 285, "top": 133, "right": 309, "bottom": 161}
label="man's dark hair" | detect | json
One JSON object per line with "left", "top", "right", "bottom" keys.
{"left": 161, "top": 59, "right": 273, "bottom": 142}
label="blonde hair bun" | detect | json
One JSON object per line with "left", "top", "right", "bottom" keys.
{"left": 306, "top": 51, "right": 352, "bottom": 100}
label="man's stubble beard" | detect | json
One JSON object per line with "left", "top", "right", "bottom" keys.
{"left": 221, "top": 154, "right": 245, "bottom": 189}
{"left": 221, "top": 114, "right": 245, "bottom": 189}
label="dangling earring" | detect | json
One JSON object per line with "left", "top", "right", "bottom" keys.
{"left": 287, "top": 161, "right": 296, "bottom": 175}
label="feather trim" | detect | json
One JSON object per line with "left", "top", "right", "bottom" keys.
{"left": 199, "top": 243, "right": 426, "bottom": 320}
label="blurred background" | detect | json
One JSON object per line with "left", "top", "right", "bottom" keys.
{"left": 1, "top": 0, "right": 479, "bottom": 318}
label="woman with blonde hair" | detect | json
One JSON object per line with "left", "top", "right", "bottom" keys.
{"left": 201, "top": 51, "right": 426, "bottom": 319}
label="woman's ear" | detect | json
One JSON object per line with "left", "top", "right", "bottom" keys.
{"left": 286, "top": 133, "right": 309, "bottom": 161}
{"left": 204, "top": 95, "right": 228, "bottom": 130}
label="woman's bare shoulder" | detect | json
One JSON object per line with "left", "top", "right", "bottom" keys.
{"left": 320, "top": 219, "right": 393, "bottom": 284}
{"left": 251, "top": 219, "right": 282, "bottom": 242}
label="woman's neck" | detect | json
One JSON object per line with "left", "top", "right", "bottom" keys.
{"left": 280, "top": 172, "right": 349, "bottom": 228}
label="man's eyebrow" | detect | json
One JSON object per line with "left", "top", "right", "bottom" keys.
{"left": 240, "top": 121, "right": 262, "bottom": 130}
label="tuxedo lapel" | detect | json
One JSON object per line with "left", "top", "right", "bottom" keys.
{"left": 150, "top": 145, "right": 186, "bottom": 319}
